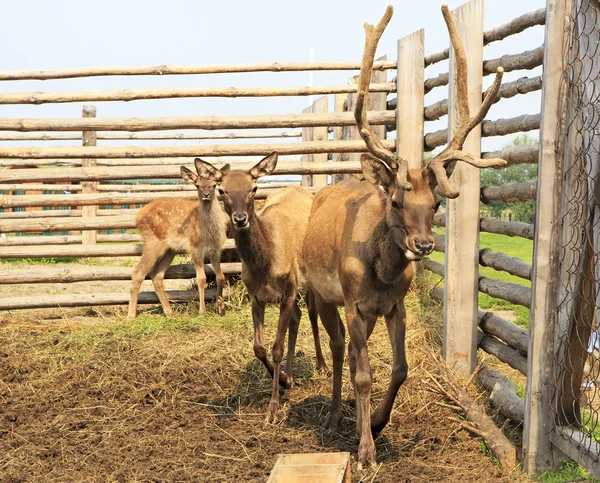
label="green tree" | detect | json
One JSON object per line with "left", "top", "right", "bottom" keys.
{"left": 480, "top": 134, "right": 537, "bottom": 223}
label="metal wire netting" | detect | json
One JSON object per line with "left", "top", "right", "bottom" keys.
{"left": 551, "top": 0, "right": 600, "bottom": 459}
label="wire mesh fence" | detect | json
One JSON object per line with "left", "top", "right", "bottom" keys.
{"left": 551, "top": 0, "right": 600, "bottom": 461}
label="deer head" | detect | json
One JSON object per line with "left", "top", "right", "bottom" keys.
{"left": 355, "top": 4, "right": 508, "bottom": 256}
{"left": 181, "top": 160, "right": 230, "bottom": 202}
{"left": 195, "top": 152, "right": 278, "bottom": 230}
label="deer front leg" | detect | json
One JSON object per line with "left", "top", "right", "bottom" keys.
{"left": 251, "top": 298, "right": 288, "bottom": 387}
{"left": 209, "top": 252, "right": 226, "bottom": 316}
{"left": 266, "top": 291, "right": 296, "bottom": 424}
{"left": 371, "top": 301, "right": 408, "bottom": 435}
{"left": 306, "top": 289, "right": 329, "bottom": 373}
{"left": 192, "top": 253, "right": 207, "bottom": 316}
{"left": 346, "top": 303, "right": 376, "bottom": 468}
{"left": 284, "top": 301, "right": 301, "bottom": 385}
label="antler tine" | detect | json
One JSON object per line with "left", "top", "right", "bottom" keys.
{"left": 355, "top": 5, "right": 412, "bottom": 190}
{"left": 426, "top": 5, "right": 508, "bottom": 199}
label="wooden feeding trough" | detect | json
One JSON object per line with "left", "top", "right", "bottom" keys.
{"left": 267, "top": 452, "right": 351, "bottom": 482}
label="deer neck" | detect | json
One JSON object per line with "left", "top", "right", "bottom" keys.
{"left": 231, "top": 210, "right": 271, "bottom": 274}
{"left": 371, "top": 212, "right": 411, "bottom": 285}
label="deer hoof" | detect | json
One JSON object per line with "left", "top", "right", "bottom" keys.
{"left": 357, "top": 440, "right": 376, "bottom": 468}
{"left": 323, "top": 411, "right": 342, "bottom": 431}
{"left": 216, "top": 299, "right": 226, "bottom": 316}
{"left": 265, "top": 401, "right": 279, "bottom": 424}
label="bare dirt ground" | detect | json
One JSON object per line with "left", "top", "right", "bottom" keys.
{"left": 0, "top": 263, "right": 529, "bottom": 482}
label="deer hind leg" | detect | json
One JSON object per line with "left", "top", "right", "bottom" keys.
{"left": 313, "top": 292, "right": 344, "bottom": 430}
{"left": 127, "top": 240, "right": 167, "bottom": 320}
{"left": 149, "top": 249, "right": 176, "bottom": 317}
{"left": 284, "top": 300, "right": 301, "bottom": 386}
{"left": 208, "top": 252, "right": 226, "bottom": 316}
{"left": 306, "top": 288, "right": 329, "bottom": 374}
{"left": 266, "top": 289, "right": 296, "bottom": 424}
{"left": 346, "top": 303, "right": 377, "bottom": 468}
{"left": 371, "top": 301, "right": 408, "bottom": 435}
{"left": 191, "top": 252, "right": 207, "bottom": 315}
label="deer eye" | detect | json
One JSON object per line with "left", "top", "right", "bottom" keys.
{"left": 218, "top": 189, "right": 226, "bottom": 197}
{"left": 391, "top": 200, "right": 399, "bottom": 209}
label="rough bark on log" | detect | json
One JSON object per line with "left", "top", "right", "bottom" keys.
{"left": 0, "top": 83, "right": 396, "bottom": 105}
{"left": 0, "top": 160, "right": 363, "bottom": 184}
{"left": 481, "top": 180, "right": 537, "bottom": 203}
{"left": 424, "top": 45, "right": 544, "bottom": 93}
{"left": 0, "top": 111, "right": 395, "bottom": 133}
{"left": 0, "top": 289, "right": 216, "bottom": 311}
{"left": 0, "top": 130, "right": 303, "bottom": 141}
{"left": 481, "top": 144, "right": 539, "bottom": 166}
{"left": 478, "top": 365, "right": 525, "bottom": 424}
{"left": 479, "top": 248, "right": 532, "bottom": 281}
{"left": 479, "top": 309, "right": 529, "bottom": 356}
{"left": 0, "top": 60, "right": 396, "bottom": 81}
{"left": 0, "top": 262, "right": 242, "bottom": 284}
{"left": 478, "top": 331, "right": 528, "bottom": 375}
{"left": 433, "top": 214, "right": 535, "bottom": 240}
{"left": 478, "top": 277, "right": 531, "bottom": 308}
{"left": 424, "top": 113, "right": 540, "bottom": 151}
{"left": 0, "top": 234, "right": 142, "bottom": 246}
{"left": 0, "top": 239, "right": 236, "bottom": 258}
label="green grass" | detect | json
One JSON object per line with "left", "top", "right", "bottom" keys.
{"left": 428, "top": 229, "right": 533, "bottom": 328}
{"left": 536, "top": 461, "right": 600, "bottom": 482}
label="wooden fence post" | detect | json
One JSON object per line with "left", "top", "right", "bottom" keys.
{"left": 396, "top": 31, "right": 424, "bottom": 170}
{"left": 442, "top": 0, "right": 483, "bottom": 376}
{"left": 81, "top": 105, "right": 97, "bottom": 245}
{"left": 332, "top": 94, "right": 346, "bottom": 184}
{"left": 311, "top": 96, "right": 329, "bottom": 187}
{"left": 301, "top": 105, "right": 313, "bottom": 187}
{"left": 524, "top": 0, "right": 575, "bottom": 474}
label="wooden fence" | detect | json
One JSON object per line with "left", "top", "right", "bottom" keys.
{"left": 3, "top": 0, "right": 597, "bottom": 477}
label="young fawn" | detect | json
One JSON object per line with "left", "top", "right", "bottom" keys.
{"left": 127, "top": 160, "right": 229, "bottom": 319}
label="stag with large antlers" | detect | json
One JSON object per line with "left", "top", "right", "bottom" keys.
{"left": 303, "top": 4, "right": 506, "bottom": 466}
{"left": 194, "top": 153, "right": 328, "bottom": 423}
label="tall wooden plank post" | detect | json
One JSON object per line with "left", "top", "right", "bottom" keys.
{"left": 81, "top": 105, "right": 97, "bottom": 245}
{"left": 332, "top": 94, "right": 346, "bottom": 184}
{"left": 524, "top": 0, "right": 578, "bottom": 474}
{"left": 301, "top": 105, "right": 314, "bottom": 187}
{"left": 442, "top": 0, "right": 482, "bottom": 376}
{"left": 311, "top": 96, "right": 329, "bottom": 187}
{"left": 396, "top": 30, "right": 425, "bottom": 277}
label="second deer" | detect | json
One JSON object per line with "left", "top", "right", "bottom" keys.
{"left": 127, "top": 160, "right": 229, "bottom": 319}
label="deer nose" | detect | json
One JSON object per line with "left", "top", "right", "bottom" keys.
{"left": 232, "top": 211, "right": 248, "bottom": 227}
{"left": 415, "top": 239, "right": 434, "bottom": 255}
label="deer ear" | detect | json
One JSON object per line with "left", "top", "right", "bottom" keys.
{"left": 220, "top": 164, "right": 231, "bottom": 176}
{"left": 360, "top": 154, "right": 394, "bottom": 191}
{"left": 250, "top": 152, "right": 278, "bottom": 179}
{"left": 194, "top": 158, "right": 222, "bottom": 182}
{"left": 181, "top": 166, "right": 198, "bottom": 185}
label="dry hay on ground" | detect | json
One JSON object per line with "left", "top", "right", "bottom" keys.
{"left": 0, "top": 287, "right": 529, "bottom": 482}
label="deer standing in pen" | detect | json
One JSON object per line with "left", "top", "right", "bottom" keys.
{"left": 194, "top": 153, "right": 328, "bottom": 423}
{"left": 303, "top": 5, "right": 507, "bottom": 467}
{"left": 127, "top": 160, "right": 229, "bottom": 319}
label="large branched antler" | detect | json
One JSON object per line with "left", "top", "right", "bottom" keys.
{"left": 355, "top": 6, "right": 412, "bottom": 190}
{"left": 426, "top": 4, "right": 507, "bottom": 198}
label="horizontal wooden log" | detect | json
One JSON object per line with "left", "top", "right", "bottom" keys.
{"left": 479, "top": 309, "right": 529, "bottom": 356}
{"left": 0, "top": 289, "right": 216, "bottom": 311}
{"left": 0, "top": 130, "right": 304, "bottom": 141}
{"left": 431, "top": 234, "right": 532, "bottom": 281}
{"left": 0, "top": 239, "right": 236, "bottom": 258}
{"left": 0, "top": 234, "right": 142, "bottom": 246}
{"left": 0, "top": 184, "right": 314, "bottom": 208}
{"left": 424, "top": 45, "right": 544, "bottom": 93}
{"left": 0, "top": 60, "right": 396, "bottom": 81}
{"left": 0, "top": 138, "right": 396, "bottom": 160}
{"left": 433, "top": 214, "right": 535, "bottom": 239}
{"left": 413, "top": 76, "right": 542, "bottom": 121}
{"left": 478, "top": 276, "right": 531, "bottom": 308}
{"left": 0, "top": 160, "right": 363, "bottom": 184}
{"left": 423, "top": 9, "right": 546, "bottom": 66}
{"left": 428, "top": 287, "right": 529, "bottom": 356}
{"left": 481, "top": 181, "right": 537, "bottom": 203}
{"left": 478, "top": 331, "right": 528, "bottom": 375}
{"left": 477, "top": 366, "right": 525, "bottom": 424}
{"left": 0, "top": 262, "right": 242, "bottom": 284}
{"left": 0, "top": 83, "right": 396, "bottom": 105}
{"left": 423, "top": 259, "right": 444, "bottom": 277}
{"left": 424, "top": 113, "right": 540, "bottom": 151}
{"left": 0, "top": 210, "right": 81, "bottom": 220}
{"left": 0, "top": 183, "right": 83, "bottom": 191}
{"left": 0, "top": 111, "right": 395, "bottom": 133}
{"left": 0, "top": 215, "right": 136, "bottom": 234}
{"left": 481, "top": 144, "right": 539, "bottom": 166}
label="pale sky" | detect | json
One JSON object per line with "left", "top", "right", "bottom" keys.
{"left": 0, "top": 0, "right": 545, "bottom": 154}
